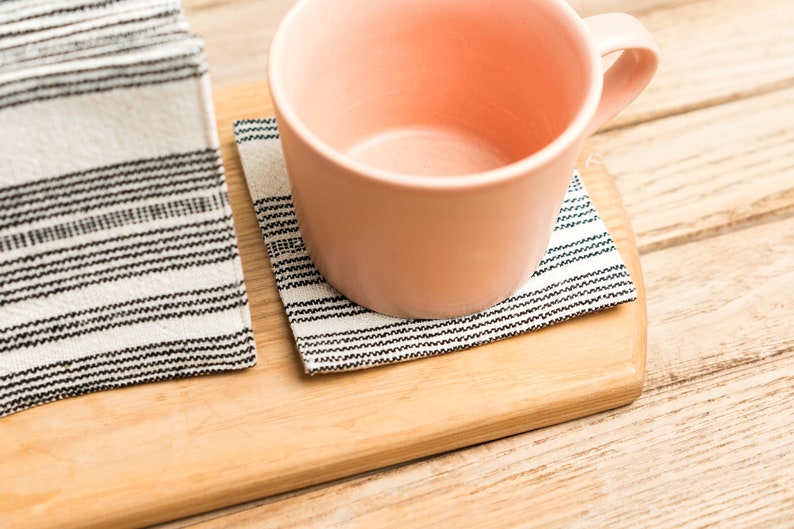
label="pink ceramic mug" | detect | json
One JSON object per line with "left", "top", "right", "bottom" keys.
{"left": 268, "top": 0, "right": 658, "bottom": 319}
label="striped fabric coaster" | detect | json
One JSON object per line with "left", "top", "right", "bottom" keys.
{"left": 234, "top": 118, "right": 636, "bottom": 374}
{"left": 0, "top": 1, "right": 256, "bottom": 418}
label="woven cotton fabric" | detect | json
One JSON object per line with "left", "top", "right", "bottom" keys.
{"left": 234, "top": 118, "right": 636, "bottom": 374}
{"left": 0, "top": 1, "right": 256, "bottom": 418}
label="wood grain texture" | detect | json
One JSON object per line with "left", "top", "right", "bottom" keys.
{"left": 0, "top": 83, "right": 646, "bottom": 529}
{"left": 642, "top": 214, "right": 794, "bottom": 391}
{"left": 589, "top": 85, "right": 794, "bottom": 253}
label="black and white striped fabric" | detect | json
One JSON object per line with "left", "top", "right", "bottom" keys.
{"left": 234, "top": 118, "right": 636, "bottom": 374}
{"left": 0, "top": 1, "right": 256, "bottom": 418}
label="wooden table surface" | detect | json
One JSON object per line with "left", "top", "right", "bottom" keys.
{"left": 162, "top": 1, "right": 794, "bottom": 527}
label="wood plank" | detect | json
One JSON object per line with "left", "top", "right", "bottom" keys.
{"left": 0, "top": 82, "right": 646, "bottom": 529}
{"left": 641, "top": 218, "right": 794, "bottom": 391}
{"left": 589, "top": 85, "right": 794, "bottom": 252}
{"left": 159, "top": 200, "right": 794, "bottom": 529}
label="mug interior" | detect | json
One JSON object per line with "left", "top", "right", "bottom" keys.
{"left": 270, "top": 0, "right": 596, "bottom": 178}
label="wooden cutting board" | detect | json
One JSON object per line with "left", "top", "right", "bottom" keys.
{"left": 0, "top": 82, "right": 646, "bottom": 529}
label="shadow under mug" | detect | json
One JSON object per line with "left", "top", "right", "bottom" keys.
{"left": 268, "top": 0, "right": 659, "bottom": 319}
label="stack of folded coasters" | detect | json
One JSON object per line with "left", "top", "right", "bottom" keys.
{"left": 234, "top": 118, "right": 637, "bottom": 375}
{"left": 0, "top": 0, "right": 256, "bottom": 418}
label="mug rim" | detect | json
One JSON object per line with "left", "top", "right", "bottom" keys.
{"left": 268, "top": 0, "right": 603, "bottom": 190}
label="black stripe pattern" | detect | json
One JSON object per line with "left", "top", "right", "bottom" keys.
{"left": 0, "top": 1, "right": 256, "bottom": 418}
{"left": 234, "top": 118, "right": 636, "bottom": 374}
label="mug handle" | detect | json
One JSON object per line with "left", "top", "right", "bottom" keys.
{"left": 583, "top": 13, "right": 660, "bottom": 136}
